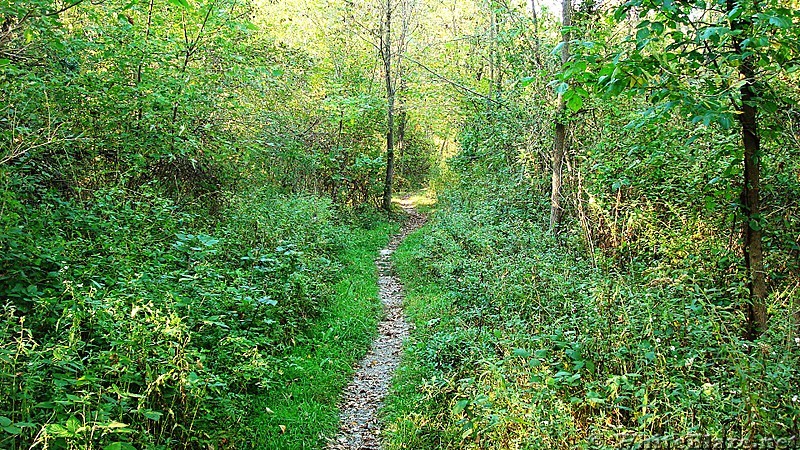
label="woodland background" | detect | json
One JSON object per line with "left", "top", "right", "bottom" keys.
{"left": 1, "top": 0, "right": 799, "bottom": 447}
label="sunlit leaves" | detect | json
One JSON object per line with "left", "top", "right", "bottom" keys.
{"left": 167, "top": 0, "right": 190, "bottom": 9}
{"left": 573, "top": 0, "right": 800, "bottom": 134}
{"left": 104, "top": 443, "right": 137, "bottom": 450}
{"left": 519, "top": 76, "right": 536, "bottom": 88}
{"left": 765, "top": 13, "right": 793, "bottom": 29}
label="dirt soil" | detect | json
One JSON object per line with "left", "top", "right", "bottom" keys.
{"left": 327, "top": 200, "right": 426, "bottom": 450}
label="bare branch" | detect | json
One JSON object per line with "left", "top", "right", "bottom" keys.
{"left": 401, "top": 54, "right": 505, "bottom": 107}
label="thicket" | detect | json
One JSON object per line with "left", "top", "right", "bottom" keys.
{"left": 384, "top": 0, "right": 800, "bottom": 447}
{"left": 0, "top": 0, "right": 433, "bottom": 447}
{"left": 387, "top": 108, "right": 800, "bottom": 448}
{"left": 1, "top": 181, "right": 363, "bottom": 448}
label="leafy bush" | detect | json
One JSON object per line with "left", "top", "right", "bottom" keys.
{"left": 0, "top": 170, "right": 379, "bottom": 449}
{"left": 384, "top": 132, "right": 800, "bottom": 449}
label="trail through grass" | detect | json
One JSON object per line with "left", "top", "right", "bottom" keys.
{"left": 248, "top": 222, "right": 397, "bottom": 449}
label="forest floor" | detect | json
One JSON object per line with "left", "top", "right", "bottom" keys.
{"left": 327, "top": 199, "right": 426, "bottom": 450}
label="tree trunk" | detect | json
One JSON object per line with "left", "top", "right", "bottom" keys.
{"left": 550, "top": 0, "right": 570, "bottom": 232}
{"left": 397, "top": 76, "right": 407, "bottom": 161}
{"left": 728, "top": 0, "right": 768, "bottom": 339}
{"left": 739, "top": 68, "right": 768, "bottom": 339}
{"left": 382, "top": 0, "right": 395, "bottom": 211}
{"left": 528, "top": 0, "right": 542, "bottom": 67}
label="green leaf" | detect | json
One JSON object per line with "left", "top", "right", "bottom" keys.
{"left": 65, "top": 416, "right": 81, "bottom": 434}
{"left": 699, "top": 27, "right": 729, "bottom": 41}
{"left": 3, "top": 425, "right": 22, "bottom": 435}
{"left": 762, "top": 100, "right": 778, "bottom": 114}
{"left": 107, "top": 421, "right": 130, "bottom": 429}
{"left": 565, "top": 349, "right": 581, "bottom": 361}
{"left": 567, "top": 94, "right": 583, "bottom": 112}
{"left": 651, "top": 21, "right": 664, "bottom": 35}
{"left": 0, "top": 417, "right": 10, "bottom": 427}
{"left": 768, "top": 15, "right": 793, "bottom": 28}
{"left": 704, "top": 196, "right": 717, "bottom": 212}
{"left": 140, "top": 409, "right": 163, "bottom": 421}
{"left": 104, "top": 443, "right": 137, "bottom": 450}
{"left": 717, "top": 115, "right": 733, "bottom": 129}
{"left": 167, "top": 0, "right": 190, "bottom": 9}
{"left": 46, "top": 424, "right": 71, "bottom": 438}
{"left": 512, "top": 348, "right": 530, "bottom": 357}
{"left": 568, "top": 373, "right": 581, "bottom": 382}
{"left": 519, "top": 76, "right": 536, "bottom": 88}
{"left": 452, "top": 399, "right": 469, "bottom": 415}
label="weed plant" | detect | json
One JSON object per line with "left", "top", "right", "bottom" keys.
{"left": 384, "top": 168, "right": 800, "bottom": 449}
{"left": 0, "top": 174, "right": 393, "bottom": 449}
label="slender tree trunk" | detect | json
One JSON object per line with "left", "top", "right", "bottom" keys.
{"left": 135, "top": 0, "right": 155, "bottom": 125}
{"left": 171, "top": 51, "right": 191, "bottom": 124}
{"left": 397, "top": 71, "right": 407, "bottom": 162}
{"left": 382, "top": 0, "right": 395, "bottom": 211}
{"left": 171, "top": 4, "right": 214, "bottom": 126}
{"left": 738, "top": 61, "right": 768, "bottom": 339}
{"left": 550, "top": 0, "right": 571, "bottom": 232}
{"left": 728, "top": 0, "right": 767, "bottom": 339}
{"left": 528, "top": 0, "right": 542, "bottom": 67}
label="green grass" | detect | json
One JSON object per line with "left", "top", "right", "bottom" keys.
{"left": 381, "top": 184, "right": 800, "bottom": 450}
{"left": 381, "top": 225, "right": 453, "bottom": 450}
{"left": 393, "top": 188, "right": 439, "bottom": 215}
{"left": 247, "top": 221, "right": 397, "bottom": 449}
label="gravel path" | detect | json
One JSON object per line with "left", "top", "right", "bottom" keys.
{"left": 327, "top": 201, "right": 426, "bottom": 450}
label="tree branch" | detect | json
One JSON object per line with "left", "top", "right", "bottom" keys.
{"left": 401, "top": 54, "right": 506, "bottom": 107}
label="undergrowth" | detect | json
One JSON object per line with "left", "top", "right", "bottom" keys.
{"left": 383, "top": 174, "right": 800, "bottom": 449}
{"left": 0, "top": 172, "right": 395, "bottom": 449}
{"left": 245, "top": 221, "right": 395, "bottom": 449}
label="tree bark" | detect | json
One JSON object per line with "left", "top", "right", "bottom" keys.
{"left": 738, "top": 66, "right": 768, "bottom": 339}
{"left": 528, "top": 0, "right": 542, "bottom": 67}
{"left": 550, "top": 0, "right": 570, "bottom": 232}
{"left": 397, "top": 74, "right": 407, "bottom": 161}
{"left": 382, "top": 0, "right": 395, "bottom": 211}
{"left": 727, "top": 0, "right": 767, "bottom": 339}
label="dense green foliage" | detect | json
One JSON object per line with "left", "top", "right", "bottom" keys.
{"left": 386, "top": 157, "right": 799, "bottom": 449}
{"left": 0, "top": 176, "right": 393, "bottom": 448}
{"left": 3, "top": 0, "right": 799, "bottom": 446}
{"left": 1, "top": 0, "right": 437, "bottom": 445}
{"left": 383, "top": 0, "right": 800, "bottom": 441}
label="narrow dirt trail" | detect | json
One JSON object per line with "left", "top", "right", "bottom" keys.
{"left": 327, "top": 200, "right": 426, "bottom": 450}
